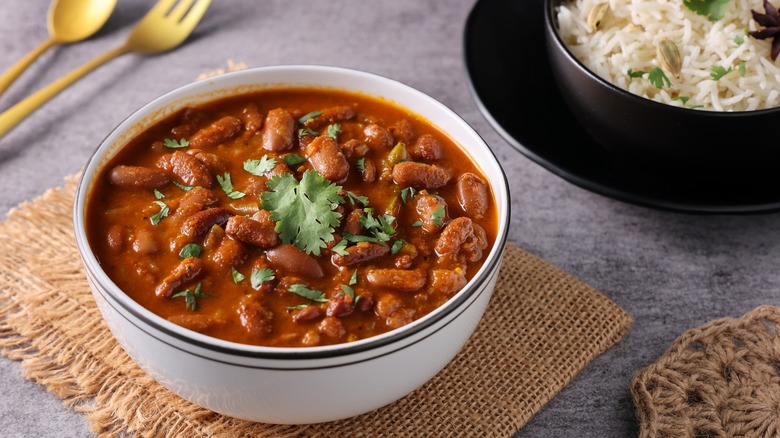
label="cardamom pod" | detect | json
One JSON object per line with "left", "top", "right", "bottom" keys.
{"left": 657, "top": 39, "right": 682, "bottom": 78}
{"left": 587, "top": 3, "right": 610, "bottom": 32}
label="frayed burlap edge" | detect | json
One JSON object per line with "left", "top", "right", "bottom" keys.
{"left": 0, "top": 176, "right": 633, "bottom": 437}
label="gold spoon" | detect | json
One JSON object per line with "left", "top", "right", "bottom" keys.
{"left": 0, "top": 0, "right": 117, "bottom": 96}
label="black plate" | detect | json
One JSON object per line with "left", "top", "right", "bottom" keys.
{"left": 464, "top": 0, "right": 780, "bottom": 214}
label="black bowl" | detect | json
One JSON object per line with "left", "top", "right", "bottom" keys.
{"left": 544, "top": 0, "right": 780, "bottom": 178}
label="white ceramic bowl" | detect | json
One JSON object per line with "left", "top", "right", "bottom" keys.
{"left": 73, "top": 65, "right": 510, "bottom": 424}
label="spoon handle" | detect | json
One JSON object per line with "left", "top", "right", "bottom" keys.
{"left": 0, "top": 45, "right": 128, "bottom": 138}
{"left": 0, "top": 38, "right": 58, "bottom": 97}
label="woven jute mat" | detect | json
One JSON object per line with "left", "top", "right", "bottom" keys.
{"left": 631, "top": 305, "right": 780, "bottom": 438}
{"left": 0, "top": 176, "right": 632, "bottom": 437}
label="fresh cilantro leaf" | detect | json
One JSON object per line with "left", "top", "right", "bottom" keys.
{"left": 260, "top": 170, "right": 344, "bottom": 255}
{"left": 346, "top": 191, "right": 369, "bottom": 207}
{"left": 153, "top": 189, "right": 165, "bottom": 199}
{"left": 647, "top": 67, "right": 671, "bottom": 88}
{"left": 298, "top": 111, "right": 322, "bottom": 124}
{"left": 734, "top": 35, "right": 744, "bottom": 45}
{"left": 332, "top": 239, "right": 349, "bottom": 256}
{"left": 171, "top": 180, "right": 200, "bottom": 192}
{"left": 349, "top": 269, "right": 358, "bottom": 286}
{"left": 217, "top": 172, "right": 246, "bottom": 199}
{"left": 150, "top": 200, "right": 169, "bottom": 225}
{"left": 340, "top": 284, "right": 355, "bottom": 299}
{"left": 683, "top": 0, "right": 732, "bottom": 21}
{"left": 711, "top": 65, "right": 733, "bottom": 80}
{"left": 738, "top": 61, "right": 746, "bottom": 77}
{"left": 411, "top": 220, "right": 423, "bottom": 227}
{"left": 431, "top": 205, "right": 446, "bottom": 227}
{"left": 287, "top": 304, "right": 309, "bottom": 310}
{"left": 298, "top": 128, "right": 318, "bottom": 137}
{"left": 672, "top": 96, "right": 690, "bottom": 104}
{"left": 342, "top": 233, "right": 382, "bottom": 244}
{"left": 171, "top": 282, "right": 209, "bottom": 311}
{"left": 355, "top": 158, "right": 366, "bottom": 171}
{"left": 359, "top": 210, "right": 396, "bottom": 243}
{"left": 288, "top": 284, "right": 328, "bottom": 302}
{"left": 251, "top": 268, "right": 275, "bottom": 290}
{"left": 327, "top": 123, "right": 341, "bottom": 140}
{"left": 164, "top": 138, "right": 189, "bottom": 149}
{"left": 231, "top": 267, "right": 245, "bottom": 284}
{"left": 391, "top": 239, "right": 405, "bottom": 255}
{"left": 179, "top": 243, "right": 202, "bottom": 258}
{"left": 284, "top": 154, "right": 307, "bottom": 165}
{"left": 244, "top": 156, "right": 278, "bottom": 177}
{"left": 399, "top": 187, "right": 416, "bottom": 204}
{"left": 627, "top": 68, "right": 646, "bottom": 79}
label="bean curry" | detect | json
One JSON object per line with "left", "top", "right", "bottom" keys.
{"left": 86, "top": 88, "right": 497, "bottom": 347}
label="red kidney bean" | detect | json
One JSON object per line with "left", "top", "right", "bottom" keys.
{"left": 109, "top": 165, "right": 169, "bottom": 190}
{"left": 155, "top": 257, "right": 203, "bottom": 298}
{"left": 332, "top": 242, "right": 390, "bottom": 267}
{"left": 410, "top": 134, "right": 443, "bottom": 161}
{"left": 181, "top": 208, "right": 232, "bottom": 238}
{"left": 431, "top": 269, "right": 468, "bottom": 297}
{"left": 412, "top": 192, "right": 449, "bottom": 234}
{"left": 266, "top": 244, "right": 324, "bottom": 278}
{"left": 237, "top": 295, "right": 274, "bottom": 339}
{"left": 224, "top": 214, "right": 279, "bottom": 248}
{"left": 366, "top": 269, "right": 427, "bottom": 291}
{"left": 375, "top": 294, "right": 415, "bottom": 329}
{"left": 456, "top": 172, "right": 490, "bottom": 220}
{"left": 363, "top": 124, "right": 393, "bottom": 150}
{"left": 292, "top": 305, "right": 323, "bottom": 323}
{"left": 326, "top": 291, "right": 354, "bottom": 318}
{"left": 392, "top": 162, "right": 450, "bottom": 188}
{"left": 241, "top": 103, "right": 264, "bottom": 133}
{"left": 318, "top": 316, "right": 346, "bottom": 339}
{"left": 157, "top": 151, "right": 214, "bottom": 188}
{"left": 262, "top": 108, "right": 295, "bottom": 151}
{"left": 361, "top": 158, "right": 376, "bottom": 183}
{"left": 106, "top": 224, "right": 128, "bottom": 253}
{"left": 343, "top": 209, "right": 363, "bottom": 235}
{"left": 167, "top": 314, "right": 216, "bottom": 332}
{"left": 211, "top": 236, "right": 248, "bottom": 269}
{"left": 303, "top": 106, "right": 356, "bottom": 128}
{"left": 189, "top": 116, "right": 242, "bottom": 149}
{"left": 267, "top": 161, "right": 293, "bottom": 178}
{"left": 462, "top": 223, "right": 489, "bottom": 263}
{"left": 356, "top": 290, "right": 375, "bottom": 312}
{"left": 305, "top": 135, "right": 349, "bottom": 183}
{"left": 388, "top": 119, "right": 415, "bottom": 144}
{"left": 172, "top": 187, "right": 219, "bottom": 220}
{"left": 132, "top": 228, "right": 159, "bottom": 254}
{"left": 340, "top": 139, "right": 369, "bottom": 159}
{"left": 435, "top": 217, "right": 474, "bottom": 256}
{"left": 188, "top": 149, "right": 229, "bottom": 176}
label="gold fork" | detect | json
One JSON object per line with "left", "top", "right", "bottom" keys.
{"left": 0, "top": 0, "right": 211, "bottom": 138}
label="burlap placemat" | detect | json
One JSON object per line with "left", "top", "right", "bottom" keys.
{"left": 631, "top": 305, "right": 780, "bottom": 438}
{"left": 0, "top": 176, "right": 632, "bottom": 437}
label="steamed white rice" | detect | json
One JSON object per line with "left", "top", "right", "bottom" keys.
{"left": 557, "top": 0, "right": 780, "bottom": 111}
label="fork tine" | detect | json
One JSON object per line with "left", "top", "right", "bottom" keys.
{"left": 146, "top": 0, "right": 179, "bottom": 17}
{"left": 168, "top": 0, "right": 196, "bottom": 21}
{"left": 180, "top": 0, "right": 212, "bottom": 28}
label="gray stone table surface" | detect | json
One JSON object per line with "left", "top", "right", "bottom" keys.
{"left": 1, "top": 0, "right": 779, "bottom": 437}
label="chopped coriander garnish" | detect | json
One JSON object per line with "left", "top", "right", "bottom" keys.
{"left": 411, "top": 220, "right": 423, "bottom": 227}
{"left": 734, "top": 35, "right": 744, "bottom": 45}
{"left": 359, "top": 209, "right": 396, "bottom": 243}
{"left": 391, "top": 239, "right": 405, "bottom": 255}
{"left": 399, "top": 187, "right": 416, "bottom": 204}
{"left": 627, "top": 68, "right": 646, "bottom": 79}
{"left": 231, "top": 267, "right": 245, "bottom": 284}
{"left": 164, "top": 138, "right": 189, "bottom": 149}
{"left": 346, "top": 190, "right": 369, "bottom": 207}
{"left": 287, "top": 304, "right": 309, "bottom": 311}
{"left": 149, "top": 200, "right": 169, "bottom": 225}
{"left": 711, "top": 65, "right": 733, "bottom": 80}
{"left": 338, "top": 283, "right": 362, "bottom": 308}
{"left": 251, "top": 268, "right": 275, "bottom": 290}
{"left": 327, "top": 123, "right": 341, "bottom": 140}
{"left": 179, "top": 243, "right": 203, "bottom": 258}
{"left": 738, "top": 61, "right": 746, "bottom": 77}
{"left": 298, "top": 128, "right": 319, "bottom": 137}
{"left": 260, "top": 170, "right": 344, "bottom": 255}
{"left": 349, "top": 269, "right": 358, "bottom": 286}
{"left": 647, "top": 67, "right": 671, "bottom": 89}
{"left": 298, "top": 111, "right": 322, "bottom": 124}
{"left": 153, "top": 189, "right": 165, "bottom": 199}
{"left": 332, "top": 238, "right": 349, "bottom": 256}
{"left": 355, "top": 157, "right": 366, "bottom": 171}
{"left": 284, "top": 154, "right": 307, "bottom": 165}
{"left": 342, "top": 233, "right": 382, "bottom": 244}
{"left": 682, "top": 0, "right": 731, "bottom": 21}
{"left": 672, "top": 96, "right": 690, "bottom": 104}
{"left": 244, "top": 156, "right": 278, "bottom": 177}
{"left": 171, "top": 180, "right": 200, "bottom": 192}
{"left": 288, "top": 284, "right": 328, "bottom": 302}
{"left": 171, "top": 282, "right": 209, "bottom": 311}
{"left": 217, "top": 172, "right": 246, "bottom": 199}
{"left": 431, "top": 205, "right": 446, "bottom": 227}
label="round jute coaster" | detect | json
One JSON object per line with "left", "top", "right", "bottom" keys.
{"left": 631, "top": 305, "right": 780, "bottom": 438}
